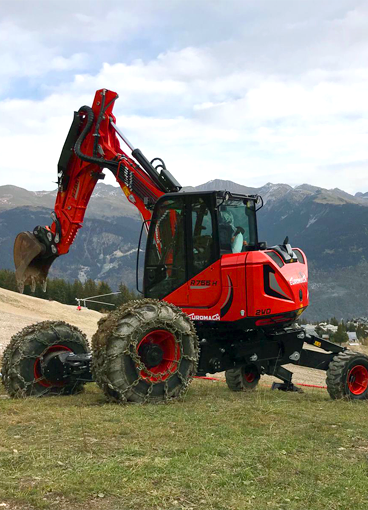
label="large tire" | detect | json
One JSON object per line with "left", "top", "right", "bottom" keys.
{"left": 1, "top": 321, "right": 89, "bottom": 398}
{"left": 225, "top": 365, "right": 260, "bottom": 392}
{"left": 326, "top": 350, "right": 368, "bottom": 400}
{"left": 92, "top": 299, "right": 199, "bottom": 404}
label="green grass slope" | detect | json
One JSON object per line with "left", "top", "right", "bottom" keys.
{"left": 1, "top": 381, "right": 368, "bottom": 510}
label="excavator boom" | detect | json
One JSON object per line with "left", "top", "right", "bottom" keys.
{"left": 14, "top": 89, "right": 181, "bottom": 292}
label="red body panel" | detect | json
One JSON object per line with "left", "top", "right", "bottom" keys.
{"left": 246, "top": 250, "right": 308, "bottom": 317}
{"left": 164, "top": 248, "right": 309, "bottom": 325}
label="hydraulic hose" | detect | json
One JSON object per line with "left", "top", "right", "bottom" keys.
{"left": 73, "top": 105, "right": 158, "bottom": 204}
{"left": 74, "top": 105, "right": 118, "bottom": 167}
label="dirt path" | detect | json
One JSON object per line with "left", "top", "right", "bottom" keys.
{"left": 0, "top": 287, "right": 101, "bottom": 356}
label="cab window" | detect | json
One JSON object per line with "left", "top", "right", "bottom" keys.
{"left": 218, "top": 199, "right": 257, "bottom": 254}
{"left": 190, "top": 196, "right": 216, "bottom": 276}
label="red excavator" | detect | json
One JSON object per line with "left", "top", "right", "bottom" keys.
{"left": 2, "top": 89, "right": 368, "bottom": 402}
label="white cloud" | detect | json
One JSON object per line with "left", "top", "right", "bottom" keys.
{"left": 1, "top": 1, "right": 368, "bottom": 194}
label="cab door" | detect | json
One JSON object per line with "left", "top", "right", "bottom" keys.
{"left": 144, "top": 195, "right": 188, "bottom": 305}
{"left": 187, "top": 195, "right": 222, "bottom": 308}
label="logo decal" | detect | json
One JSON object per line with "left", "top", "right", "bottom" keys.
{"left": 255, "top": 308, "right": 271, "bottom": 316}
{"left": 289, "top": 274, "right": 307, "bottom": 285}
{"left": 188, "top": 313, "right": 220, "bottom": 321}
{"left": 190, "top": 279, "right": 218, "bottom": 289}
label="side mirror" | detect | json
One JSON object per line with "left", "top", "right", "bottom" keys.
{"left": 258, "top": 241, "right": 267, "bottom": 250}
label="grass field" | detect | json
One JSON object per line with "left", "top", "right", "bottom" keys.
{"left": 1, "top": 379, "right": 368, "bottom": 510}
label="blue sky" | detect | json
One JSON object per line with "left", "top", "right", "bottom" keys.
{"left": 0, "top": 0, "right": 368, "bottom": 193}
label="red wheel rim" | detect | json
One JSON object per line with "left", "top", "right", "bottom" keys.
{"left": 33, "top": 344, "right": 72, "bottom": 388}
{"left": 347, "top": 365, "right": 368, "bottom": 395}
{"left": 137, "top": 330, "right": 180, "bottom": 382}
{"left": 244, "top": 371, "right": 256, "bottom": 383}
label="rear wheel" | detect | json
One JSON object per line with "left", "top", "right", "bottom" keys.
{"left": 225, "top": 365, "right": 260, "bottom": 392}
{"left": 92, "top": 299, "right": 199, "bottom": 403}
{"left": 326, "top": 351, "right": 368, "bottom": 400}
{"left": 1, "top": 321, "right": 89, "bottom": 397}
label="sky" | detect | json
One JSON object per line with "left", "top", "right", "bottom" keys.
{"left": 0, "top": 0, "right": 368, "bottom": 194}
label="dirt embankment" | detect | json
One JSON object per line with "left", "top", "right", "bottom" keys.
{"left": 0, "top": 287, "right": 102, "bottom": 355}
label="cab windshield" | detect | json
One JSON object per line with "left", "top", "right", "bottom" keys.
{"left": 218, "top": 198, "right": 257, "bottom": 254}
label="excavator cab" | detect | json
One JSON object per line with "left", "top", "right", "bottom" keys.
{"left": 144, "top": 191, "right": 259, "bottom": 300}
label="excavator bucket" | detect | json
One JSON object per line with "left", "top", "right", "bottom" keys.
{"left": 14, "top": 232, "right": 51, "bottom": 293}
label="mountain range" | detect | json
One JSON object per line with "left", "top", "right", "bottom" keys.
{"left": 1, "top": 180, "right": 368, "bottom": 321}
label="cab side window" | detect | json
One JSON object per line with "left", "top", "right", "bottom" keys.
{"left": 190, "top": 197, "right": 216, "bottom": 276}
{"left": 145, "top": 197, "right": 186, "bottom": 298}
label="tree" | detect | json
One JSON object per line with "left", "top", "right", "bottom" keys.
{"left": 346, "top": 322, "right": 357, "bottom": 332}
{"left": 81, "top": 279, "right": 98, "bottom": 310}
{"left": 97, "top": 281, "right": 112, "bottom": 298}
{"left": 95, "top": 281, "right": 113, "bottom": 312}
{"left": 357, "top": 325, "right": 368, "bottom": 341}
{"left": 0, "top": 270, "right": 17, "bottom": 292}
{"left": 332, "top": 324, "right": 349, "bottom": 345}
{"left": 71, "top": 279, "right": 84, "bottom": 300}
{"left": 330, "top": 317, "right": 339, "bottom": 326}
{"left": 48, "top": 278, "right": 70, "bottom": 304}
{"left": 83, "top": 279, "right": 97, "bottom": 297}
{"left": 115, "top": 283, "right": 136, "bottom": 306}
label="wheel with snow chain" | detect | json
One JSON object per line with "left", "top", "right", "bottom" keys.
{"left": 326, "top": 351, "right": 368, "bottom": 400}
{"left": 92, "top": 299, "right": 199, "bottom": 404}
{"left": 225, "top": 365, "right": 260, "bottom": 392}
{"left": 1, "top": 321, "right": 89, "bottom": 398}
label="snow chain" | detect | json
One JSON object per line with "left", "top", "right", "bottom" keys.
{"left": 92, "top": 299, "right": 199, "bottom": 404}
{"left": 1, "top": 321, "right": 88, "bottom": 397}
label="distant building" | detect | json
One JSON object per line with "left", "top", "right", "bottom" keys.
{"left": 316, "top": 322, "right": 338, "bottom": 333}
{"left": 347, "top": 332, "right": 359, "bottom": 345}
{"left": 351, "top": 317, "right": 368, "bottom": 326}
{"left": 325, "top": 325, "right": 338, "bottom": 333}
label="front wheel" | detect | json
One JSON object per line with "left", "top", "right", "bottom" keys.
{"left": 326, "top": 351, "right": 368, "bottom": 400}
{"left": 1, "top": 321, "right": 89, "bottom": 397}
{"left": 92, "top": 299, "right": 199, "bottom": 403}
{"left": 225, "top": 365, "right": 260, "bottom": 392}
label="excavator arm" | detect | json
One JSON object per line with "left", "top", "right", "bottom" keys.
{"left": 14, "top": 89, "right": 181, "bottom": 292}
